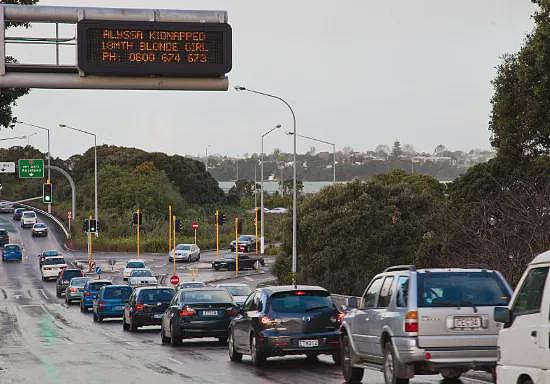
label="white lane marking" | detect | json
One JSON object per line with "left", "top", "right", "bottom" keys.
{"left": 39, "top": 289, "right": 48, "bottom": 299}
{"left": 168, "top": 358, "right": 182, "bottom": 365}
{"left": 14, "top": 294, "right": 21, "bottom": 299}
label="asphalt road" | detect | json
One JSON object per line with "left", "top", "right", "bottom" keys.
{"left": 0, "top": 214, "right": 492, "bottom": 384}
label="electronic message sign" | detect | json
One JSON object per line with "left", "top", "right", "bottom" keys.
{"left": 77, "top": 20, "right": 232, "bottom": 77}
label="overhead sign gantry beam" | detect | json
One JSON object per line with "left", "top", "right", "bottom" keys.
{"left": 0, "top": 5, "right": 231, "bottom": 91}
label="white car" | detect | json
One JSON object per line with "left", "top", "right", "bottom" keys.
{"left": 215, "top": 283, "right": 252, "bottom": 305}
{"left": 21, "top": 211, "right": 37, "bottom": 228}
{"left": 169, "top": 243, "right": 200, "bottom": 262}
{"left": 41, "top": 256, "right": 67, "bottom": 281}
{"left": 495, "top": 249, "right": 550, "bottom": 384}
{"left": 127, "top": 269, "right": 157, "bottom": 288}
{"left": 268, "top": 207, "right": 288, "bottom": 214}
{"left": 122, "top": 259, "right": 146, "bottom": 280}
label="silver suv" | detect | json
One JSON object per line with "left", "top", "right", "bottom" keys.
{"left": 340, "top": 265, "right": 512, "bottom": 384}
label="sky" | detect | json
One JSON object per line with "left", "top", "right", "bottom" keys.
{"left": 2, "top": 0, "right": 537, "bottom": 159}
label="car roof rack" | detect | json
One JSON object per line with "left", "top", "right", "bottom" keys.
{"left": 384, "top": 265, "right": 416, "bottom": 273}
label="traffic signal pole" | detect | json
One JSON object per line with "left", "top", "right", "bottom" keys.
{"left": 136, "top": 208, "right": 140, "bottom": 258}
{"left": 168, "top": 205, "right": 172, "bottom": 257}
{"left": 172, "top": 215, "right": 176, "bottom": 276}
{"left": 215, "top": 210, "right": 219, "bottom": 257}
{"left": 235, "top": 217, "right": 239, "bottom": 277}
{"left": 255, "top": 208, "right": 259, "bottom": 255}
{"left": 87, "top": 215, "right": 94, "bottom": 272}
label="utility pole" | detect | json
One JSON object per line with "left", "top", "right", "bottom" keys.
{"left": 172, "top": 215, "right": 176, "bottom": 275}
{"left": 168, "top": 205, "right": 172, "bottom": 256}
{"left": 136, "top": 208, "right": 140, "bottom": 258}
{"left": 215, "top": 210, "right": 219, "bottom": 257}
{"left": 235, "top": 217, "right": 239, "bottom": 277}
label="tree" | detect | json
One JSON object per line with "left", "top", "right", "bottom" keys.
{"left": 391, "top": 140, "right": 402, "bottom": 159}
{"left": 402, "top": 144, "right": 416, "bottom": 155}
{"left": 434, "top": 144, "right": 447, "bottom": 155}
{"left": 0, "top": 0, "right": 39, "bottom": 128}
{"left": 375, "top": 144, "right": 390, "bottom": 156}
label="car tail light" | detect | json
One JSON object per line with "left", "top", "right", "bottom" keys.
{"left": 179, "top": 306, "right": 196, "bottom": 318}
{"left": 260, "top": 316, "right": 274, "bottom": 328}
{"left": 330, "top": 311, "right": 345, "bottom": 326}
{"left": 404, "top": 311, "right": 419, "bottom": 333}
{"left": 98, "top": 301, "right": 105, "bottom": 310}
{"left": 135, "top": 303, "right": 144, "bottom": 311}
{"left": 69, "top": 287, "right": 77, "bottom": 293}
{"left": 225, "top": 307, "right": 239, "bottom": 317}
{"left": 294, "top": 291, "right": 306, "bottom": 295}
{"left": 84, "top": 292, "right": 91, "bottom": 297}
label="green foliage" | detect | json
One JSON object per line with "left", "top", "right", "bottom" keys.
{"left": 274, "top": 171, "right": 445, "bottom": 296}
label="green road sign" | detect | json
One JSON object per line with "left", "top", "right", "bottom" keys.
{"left": 18, "top": 159, "right": 44, "bottom": 179}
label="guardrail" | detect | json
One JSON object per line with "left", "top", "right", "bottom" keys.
{"left": 9, "top": 201, "right": 71, "bottom": 240}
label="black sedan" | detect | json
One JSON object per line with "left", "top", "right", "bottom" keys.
{"left": 212, "top": 253, "right": 265, "bottom": 271}
{"left": 161, "top": 287, "right": 238, "bottom": 346}
{"left": 228, "top": 285, "right": 342, "bottom": 367}
{"left": 122, "top": 287, "right": 175, "bottom": 332}
{"left": 0, "top": 228, "right": 9, "bottom": 247}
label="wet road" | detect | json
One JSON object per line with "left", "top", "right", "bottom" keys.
{"left": 0, "top": 214, "right": 492, "bottom": 384}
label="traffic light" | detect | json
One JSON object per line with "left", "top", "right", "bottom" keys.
{"left": 83, "top": 219, "right": 89, "bottom": 233}
{"left": 132, "top": 211, "right": 142, "bottom": 225}
{"left": 217, "top": 213, "right": 226, "bottom": 226}
{"left": 89, "top": 219, "right": 98, "bottom": 233}
{"left": 237, "top": 219, "right": 242, "bottom": 233}
{"left": 175, "top": 219, "right": 184, "bottom": 233}
{"left": 42, "top": 183, "right": 53, "bottom": 204}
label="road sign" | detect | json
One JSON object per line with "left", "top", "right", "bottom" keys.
{"left": 77, "top": 20, "right": 232, "bottom": 77}
{"left": 17, "top": 159, "right": 44, "bottom": 179}
{"left": 67, "top": 211, "right": 72, "bottom": 220}
{"left": 170, "top": 275, "right": 180, "bottom": 285}
{"left": 95, "top": 266, "right": 102, "bottom": 275}
{"left": 192, "top": 222, "right": 199, "bottom": 230}
{"left": 0, "top": 162, "right": 15, "bottom": 173}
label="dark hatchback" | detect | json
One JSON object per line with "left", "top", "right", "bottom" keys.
{"left": 56, "top": 268, "right": 84, "bottom": 297}
{"left": 212, "top": 253, "right": 265, "bottom": 271}
{"left": 228, "top": 285, "right": 343, "bottom": 367}
{"left": 123, "top": 287, "right": 175, "bottom": 332}
{"left": 161, "top": 288, "right": 238, "bottom": 346}
{"left": 0, "top": 228, "right": 9, "bottom": 246}
{"left": 12, "top": 208, "right": 24, "bottom": 221}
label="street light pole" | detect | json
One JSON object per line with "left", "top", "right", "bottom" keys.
{"left": 235, "top": 86, "right": 297, "bottom": 285}
{"left": 291, "top": 133, "right": 336, "bottom": 184}
{"left": 13, "top": 120, "right": 52, "bottom": 212}
{"left": 59, "top": 124, "right": 98, "bottom": 229}
{"left": 205, "top": 145, "right": 211, "bottom": 171}
{"left": 260, "top": 124, "right": 281, "bottom": 254}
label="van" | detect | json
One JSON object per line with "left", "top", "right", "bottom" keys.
{"left": 494, "top": 250, "right": 550, "bottom": 384}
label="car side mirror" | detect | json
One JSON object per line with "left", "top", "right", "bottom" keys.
{"left": 494, "top": 307, "right": 512, "bottom": 327}
{"left": 345, "top": 297, "right": 358, "bottom": 310}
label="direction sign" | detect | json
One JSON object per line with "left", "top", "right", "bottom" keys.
{"left": 17, "top": 159, "right": 44, "bottom": 179}
{"left": 95, "top": 266, "right": 102, "bottom": 275}
{"left": 0, "top": 162, "right": 15, "bottom": 173}
{"left": 170, "top": 275, "right": 180, "bottom": 285}
{"left": 192, "top": 222, "right": 199, "bottom": 230}
{"left": 77, "top": 20, "right": 232, "bottom": 77}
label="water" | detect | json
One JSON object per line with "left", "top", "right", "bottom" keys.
{"left": 217, "top": 181, "right": 338, "bottom": 194}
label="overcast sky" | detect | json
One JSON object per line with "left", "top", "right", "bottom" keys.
{"left": 2, "top": 0, "right": 537, "bottom": 159}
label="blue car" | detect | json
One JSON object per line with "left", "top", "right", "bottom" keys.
{"left": 2, "top": 244, "right": 22, "bottom": 262}
{"left": 93, "top": 285, "right": 133, "bottom": 322}
{"left": 80, "top": 279, "right": 112, "bottom": 312}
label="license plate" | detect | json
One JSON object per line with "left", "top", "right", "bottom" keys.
{"left": 454, "top": 316, "right": 481, "bottom": 328}
{"left": 115, "top": 306, "right": 124, "bottom": 311}
{"left": 154, "top": 313, "right": 163, "bottom": 319}
{"left": 299, "top": 339, "right": 319, "bottom": 348}
{"left": 202, "top": 310, "right": 218, "bottom": 316}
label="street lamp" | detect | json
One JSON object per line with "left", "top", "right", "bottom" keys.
{"left": 205, "top": 144, "right": 211, "bottom": 171}
{"left": 288, "top": 132, "right": 336, "bottom": 184}
{"left": 12, "top": 120, "right": 52, "bottom": 213}
{"left": 260, "top": 124, "right": 282, "bottom": 254}
{"left": 58, "top": 123, "right": 98, "bottom": 227}
{"left": 235, "top": 86, "right": 298, "bottom": 285}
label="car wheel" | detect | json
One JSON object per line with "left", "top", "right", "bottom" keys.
{"left": 342, "top": 335, "right": 363, "bottom": 383}
{"left": 305, "top": 353, "right": 318, "bottom": 361}
{"left": 80, "top": 303, "right": 85, "bottom": 313}
{"left": 122, "top": 315, "right": 130, "bottom": 331}
{"left": 129, "top": 317, "right": 138, "bottom": 332}
{"left": 228, "top": 331, "right": 242, "bottom": 362}
{"left": 56, "top": 290, "right": 61, "bottom": 298}
{"left": 441, "top": 369, "right": 463, "bottom": 380}
{"left": 170, "top": 322, "right": 182, "bottom": 346}
{"left": 250, "top": 333, "right": 266, "bottom": 367}
{"left": 197, "top": 253, "right": 200, "bottom": 261}
{"left": 93, "top": 313, "right": 98, "bottom": 322}
{"left": 383, "top": 342, "right": 409, "bottom": 384}
{"left": 214, "top": 266, "right": 220, "bottom": 271}
{"left": 160, "top": 328, "right": 170, "bottom": 345}
{"left": 217, "top": 336, "right": 228, "bottom": 345}
{"left": 65, "top": 296, "right": 69, "bottom": 305}
{"left": 332, "top": 351, "right": 342, "bottom": 365}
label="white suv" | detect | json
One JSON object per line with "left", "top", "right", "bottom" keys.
{"left": 21, "top": 211, "right": 37, "bottom": 228}
{"left": 41, "top": 256, "right": 67, "bottom": 281}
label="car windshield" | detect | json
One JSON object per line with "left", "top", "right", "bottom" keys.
{"left": 4, "top": 245, "right": 19, "bottom": 251}
{"left": 223, "top": 254, "right": 235, "bottom": 260}
{"left": 238, "top": 236, "right": 251, "bottom": 241}
{"left": 418, "top": 272, "right": 511, "bottom": 307}
{"left": 176, "top": 244, "right": 191, "bottom": 251}
{"left": 179, "top": 282, "right": 205, "bottom": 289}
{"left": 126, "top": 262, "right": 145, "bottom": 268}
{"left": 34, "top": 224, "right": 46, "bottom": 228}
{"left": 181, "top": 290, "right": 232, "bottom": 304}
{"left": 130, "top": 270, "right": 152, "bottom": 277}
{"left": 43, "top": 251, "right": 59, "bottom": 257}
{"left": 22, "top": 212, "right": 35, "bottom": 218}
{"left": 224, "top": 286, "right": 252, "bottom": 296}
{"left": 0, "top": 230, "right": 7, "bottom": 235}
{"left": 103, "top": 286, "right": 132, "bottom": 300}
{"left": 43, "top": 257, "right": 65, "bottom": 265}
{"left": 70, "top": 278, "right": 90, "bottom": 287}
{"left": 269, "top": 291, "right": 334, "bottom": 313}
{"left": 88, "top": 282, "right": 112, "bottom": 291}
{"left": 62, "top": 270, "right": 82, "bottom": 281}
{"left": 138, "top": 289, "right": 175, "bottom": 303}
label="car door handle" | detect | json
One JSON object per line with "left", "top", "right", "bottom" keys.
{"left": 531, "top": 331, "right": 537, "bottom": 338}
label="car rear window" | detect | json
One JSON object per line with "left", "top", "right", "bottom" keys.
{"left": 418, "top": 272, "right": 511, "bottom": 307}
{"left": 181, "top": 290, "right": 232, "bottom": 304}
{"left": 179, "top": 282, "right": 206, "bottom": 289}
{"left": 103, "top": 286, "right": 133, "bottom": 299}
{"left": 70, "top": 278, "right": 89, "bottom": 287}
{"left": 34, "top": 223, "right": 47, "bottom": 228}
{"left": 43, "top": 257, "right": 65, "bottom": 265}
{"left": 4, "top": 245, "right": 19, "bottom": 251}
{"left": 0, "top": 230, "right": 8, "bottom": 235}
{"left": 138, "top": 289, "right": 175, "bottom": 303}
{"left": 224, "top": 286, "right": 252, "bottom": 297}
{"left": 89, "top": 282, "right": 112, "bottom": 291}
{"left": 62, "top": 270, "right": 82, "bottom": 280}
{"left": 269, "top": 290, "right": 334, "bottom": 313}
{"left": 43, "top": 251, "right": 59, "bottom": 257}
{"left": 22, "top": 212, "right": 36, "bottom": 218}
{"left": 126, "top": 261, "right": 145, "bottom": 268}
{"left": 131, "top": 270, "right": 152, "bottom": 277}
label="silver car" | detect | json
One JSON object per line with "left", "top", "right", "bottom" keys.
{"left": 169, "top": 243, "right": 200, "bottom": 262}
{"left": 341, "top": 265, "right": 513, "bottom": 384}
